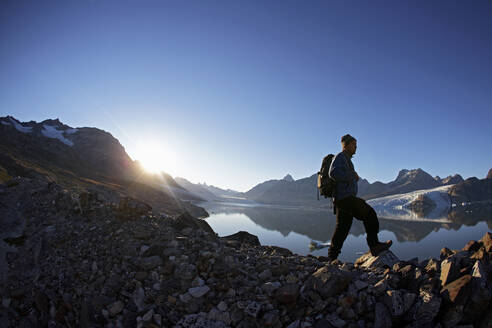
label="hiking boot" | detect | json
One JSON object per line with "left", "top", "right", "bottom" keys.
{"left": 327, "top": 254, "right": 338, "bottom": 262}
{"left": 370, "top": 240, "right": 393, "bottom": 257}
{"left": 327, "top": 248, "right": 340, "bottom": 262}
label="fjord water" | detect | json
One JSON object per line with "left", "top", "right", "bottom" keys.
{"left": 200, "top": 201, "right": 492, "bottom": 263}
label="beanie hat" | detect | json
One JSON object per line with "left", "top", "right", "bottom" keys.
{"left": 341, "top": 134, "right": 356, "bottom": 145}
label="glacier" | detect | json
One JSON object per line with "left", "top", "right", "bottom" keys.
{"left": 367, "top": 185, "right": 454, "bottom": 222}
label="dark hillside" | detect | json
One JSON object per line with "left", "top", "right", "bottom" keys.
{"left": 0, "top": 116, "right": 206, "bottom": 217}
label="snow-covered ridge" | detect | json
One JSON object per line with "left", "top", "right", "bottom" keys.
{"left": 367, "top": 185, "right": 454, "bottom": 222}
{"left": 41, "top": 125, "right": 77, "bottom": 146}
{"left": 1, "top": 116, "right": 79, "bottom": 146}
{"left": 4, "top": 117, "right": 33, "bottom": 133}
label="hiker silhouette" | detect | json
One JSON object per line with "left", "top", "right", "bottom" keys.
{"left": 327, "top": 134, "right": 392, "bottom": 260}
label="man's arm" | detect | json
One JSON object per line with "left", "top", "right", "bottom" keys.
{"left": 329, "top": 153, "right": 352, "bottom": 182}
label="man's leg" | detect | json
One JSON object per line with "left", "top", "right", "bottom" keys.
{"left": 352, "top": 197, "right": 392, "bottom": 255}
{"left": 328, "top": 197, "right": 354, "bottom": 259}
{"left": 351, "top": 197, "right": 380, "bottom": 247}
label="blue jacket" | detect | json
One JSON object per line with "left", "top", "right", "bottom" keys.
{"left": 329, "top": 151, "right": 358, "bottom": 200}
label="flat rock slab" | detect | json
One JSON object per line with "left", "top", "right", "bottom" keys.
{"left": 471, "top": 260, "right": 487, "bottom": 287}
{"left": 440, "top": 258, "right": 461, "bottom": 286}
{"left": 355, "top": 250, "right": 399, "bottom": 269}
{"left": 463, "top": 240, "right": 481, "bottom": 252}
{"left": 441, "top": 274, "right": 472, "bottom": 306}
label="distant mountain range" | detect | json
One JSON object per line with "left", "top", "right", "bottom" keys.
{"left": 358, "top": 168, "right": 464, "bottom": 199}
{"left": 184, "top": 165, "right": 491, "bottom": 210}
{"left": 174, "top": 177, "right": 242, "bottom": 201}
{"left": 2, "top": 115, "right": 490, "bottom": 215}
{"left": 179, "top": 173, "right": 332, "bottom": 207}
{"left": 226, "top": 168, "right": 467, "bottom": 206}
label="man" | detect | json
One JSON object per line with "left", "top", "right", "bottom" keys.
{"left": 327, "top": 134, "right": 392, "bottom": 260}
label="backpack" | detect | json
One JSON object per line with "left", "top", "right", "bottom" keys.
{"left": 317, "top": 154, "right": 336, "bottom": 199}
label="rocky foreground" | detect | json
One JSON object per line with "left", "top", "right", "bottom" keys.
{"left": 1, "top": 178, "right": 491, "bottom": 328}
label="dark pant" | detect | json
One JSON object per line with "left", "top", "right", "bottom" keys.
{"left": 329, "top": 196, "right": 380, "bottom": 257}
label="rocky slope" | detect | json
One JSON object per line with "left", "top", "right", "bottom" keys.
{"left": 449, "top": 178, "right": 492, "bottom": 204}
{"left": 1, "top": 177, "right": 492, "bottom": 328}
{"left": 0, "top": 116, "right": 206, "bottom": 218}
{"left": 438, "top": 174, "right": 464, "bottom": 186}
{"left": 0, "top": 116, "right": 133, "bottom": 181}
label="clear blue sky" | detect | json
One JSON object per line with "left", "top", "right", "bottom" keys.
{"left": 1, "top": 0, "right": 491, "bottom": 191}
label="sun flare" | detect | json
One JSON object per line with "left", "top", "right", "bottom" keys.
{"left": 135, "top": 142, "right": 177, "bottom": 175}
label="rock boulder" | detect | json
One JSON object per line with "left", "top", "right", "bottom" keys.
{"left": 441, "top": 274, "right": 472, "bottom": 306}
{"left": 117, "top": 196, "right": 152, "bottom": 219}
{"left": 440, "top": 257, "right": 461, "bottom": 286}
{"left": 355, "top": 251, "right": 399, "bottom": 269}
{"left": 221, "top": 231, "right": 261, "bottom": 246}
{"left": 304, "top": 265, "right": 353, "bottom": 298}
{"left": 171, "top": 211, "right": 215, "bottom": 234}
{"left": 480, "top": 232, "right": 492, "bottom": 253}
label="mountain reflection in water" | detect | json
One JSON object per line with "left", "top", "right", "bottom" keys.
{"left": 201, "top": 201, "right": 492, "bottom": 262}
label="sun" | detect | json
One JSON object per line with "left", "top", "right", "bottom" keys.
{"left": 134, "top": 142, "right": 177, "bottom": 175}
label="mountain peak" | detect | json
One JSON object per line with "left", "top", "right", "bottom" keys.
{"left": 392, "top": 168, "right": 437, "bottom": 187}
{"left": 487, "top": 168, "right": 492, "bottom": 179}
{"left": 395, "top": 169, "right": 411, "bottom": 180}
{"left": 441, "top": 174, "right": 464, "bottom": 185}
{"left": 2, "top": 115, "right": 34, "bottom": 133}
{"left": 282, "top": 174, "right": 294, "bottom": 182}
{"left": 41, "top": 118, "right": 65, "bottom": 127}
{"left": 396, "top": 168, "right": 428, "bottom": 179}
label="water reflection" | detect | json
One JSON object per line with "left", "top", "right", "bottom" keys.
{"left": 201, "top": 201, "right": 492, "bottom": 262}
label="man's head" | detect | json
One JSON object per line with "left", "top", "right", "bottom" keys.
{"left": 341, "top": 134, "right": 357, "bottom": 156}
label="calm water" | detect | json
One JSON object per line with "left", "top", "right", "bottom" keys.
{"left": 200, "top": 201, "right": 492, "bottom": 263}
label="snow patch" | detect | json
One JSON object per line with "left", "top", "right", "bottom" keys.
{"left": 1, "top": 120, "right": 11, "bottom": 126}
{"left": 64, "top": 128, "right": 78, "bottom": 135}
{"left": 9, "top": 117, "right": 32, "bottom": 133}
{"left": 41, "top": 125, "right": 74, "bottom": 146}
